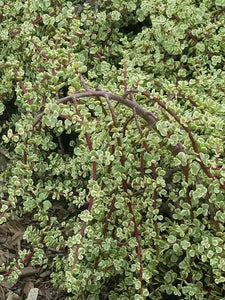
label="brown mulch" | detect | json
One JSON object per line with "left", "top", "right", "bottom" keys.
{"left": 0, "top": 217, "right": 68, "bottom": 300}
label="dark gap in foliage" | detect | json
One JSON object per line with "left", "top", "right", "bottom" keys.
{"left": 60, "top": 85, "right": 69, "bottom": 98}
{"left": 163, "top": 53, "right": 181, "bottom": 62}
{"left": 193, "top": 0, "right": 205, "bottom": 6}
{"left": 99, "top": 274, "right": 126, "bottom": 299}
{"left": 51, "top": 198, "right": 70, "bottom": 222}
{"left": 105, "top": 55, "right": 122, "bottom": 70}
{"left": 0, "top": 91, "right": 18, "bottom": 154}
{"left": 52, "top": 129, "right": 79, "bottom": 157}
{"left": 159, "top": 294, "right": 181, "bottom": 300}
{"left": 159, "top": 200, "right": 173, "bottom": 220}
{"left": 0, "top": 92, "right": 18, "bottom": 127}
{"left": 119, "top": 17, "right": 152, "bottom": 37}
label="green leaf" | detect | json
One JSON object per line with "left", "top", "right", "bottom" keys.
{"left": 79, "top": 210, "right": 93, "bottom": 222}
{"left": 43, "top": 200, "right": 52, "bottom": 211}
{"left": 167, "top": 235, "right": 176, "bottom": 243}
{"left": 177, "top": 152, "right": 187, "bottom": 166}
{"left": 180, "top": 240, "right": 191, "bottom": 250}
{"left": 192, "top": 184, "right": 207, "bottom": 200}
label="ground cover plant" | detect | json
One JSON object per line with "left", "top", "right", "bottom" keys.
{"left": 0, "top": 0, "right": 225, "bottom": 299}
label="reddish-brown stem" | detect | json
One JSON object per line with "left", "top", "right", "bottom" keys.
{"left": 132, "top": 102, "right": 159, "bottom": 256}
{"left": 57, "top": 90, "right": 158, "bottom": 127}
{"left": 122, "top": 115, "right": 134, "bottom": 137}
{"left": 127, "top": 203, "right": 143, "bottom": 296}
{"left": 132, "top": 107, "right": 145, "bottom": 176}
{"left": 184, "top": 165, "right": 194, "bottom": 221}
{"left": 96, "top": 52, "right": 103, "bottom": 61}
{"left": 103, "top": 197, "right": 116, "bottom": 236}
{"left": 103, "top": 255, "right": 130, "bottom": 273}
{"left": 9, "top": 28, "right": 22, "bottom": 38}
{"left": 68, "top": 38, "right": 73, "bottom": 62}
{"left": 101, "top": 93, "right": 143, "bottom": 294}
{"left": 72, "top": 97, "right": 97, "bottom": 268}
{"left": 185, "top": 30, "right": 198, "bottom": 44}
{"left": 145, "top": 94, "right": 217, "bottom": 182}
{"left": 3, "top": 214, "right": 51, "bottom": 278}
{"left": 124, "top": 61, "right": 127, "bottom": 92}
{"left": 211, "top": 6, "right": 225, "bottom": 21}
{"left": 0, "top": 201, "right": 12, "bottom": 221}
{"left": 30, "top": 39, "right": 48, "bottom": 59}
{"left": 3, "top": 251, "right": 34, "bottom": 278}
{"left": 14, "top": 68, "right": 33, "bottom": 105}
{"left": 79, "top": 74, "right": 91, "bottom": 92}
{"left": 32, "top": 16, "right": 43, "bottom": 25}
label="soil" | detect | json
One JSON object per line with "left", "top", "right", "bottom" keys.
{"left": 0, "top": 216, "right": 68, "bottom": 300}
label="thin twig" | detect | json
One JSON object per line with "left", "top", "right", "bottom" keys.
{"left": 79, "top": 73, "right": 91, "bottom": 92}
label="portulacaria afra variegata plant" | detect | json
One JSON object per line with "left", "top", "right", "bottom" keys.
{"left": 0, "top": 0, "right": 225, "bottom": 299}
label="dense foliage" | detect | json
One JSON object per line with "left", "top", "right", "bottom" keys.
{"left": 0, "top": 0, "right": 225, "bottom": 299}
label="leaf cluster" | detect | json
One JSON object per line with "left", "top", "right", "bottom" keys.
{"left": 0, "top": 0, "right": 225, "bottom": 299}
